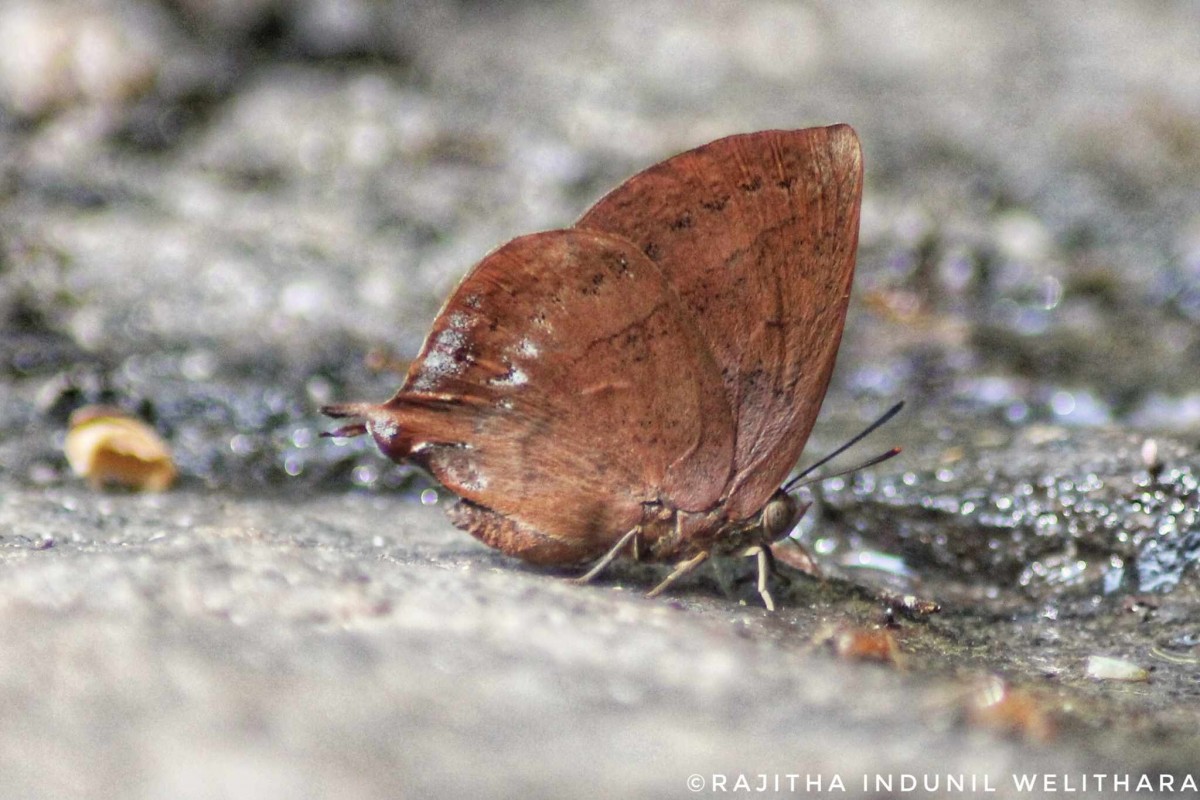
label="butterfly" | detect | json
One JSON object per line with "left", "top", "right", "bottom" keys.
{"left": 325, "top": 125, "right": 865, "bottom": 609}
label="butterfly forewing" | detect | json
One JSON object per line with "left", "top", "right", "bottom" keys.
{"left": 576, "top": 125, "right": 863, "bottom": 519}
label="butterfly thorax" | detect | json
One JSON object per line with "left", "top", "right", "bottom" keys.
{"left": 637, "top": 489, "right": 801, "bottom": 562}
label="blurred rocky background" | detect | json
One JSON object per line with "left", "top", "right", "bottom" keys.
{"left": 1, "top": 1, "right": 1199, "bottom": 798}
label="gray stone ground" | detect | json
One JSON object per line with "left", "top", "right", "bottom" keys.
{"left": 2, "top": 1, "right": 1200, "bottom": 798}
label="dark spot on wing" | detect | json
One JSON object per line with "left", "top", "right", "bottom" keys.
{"left": 669, "top": 212, "right": 694, "bottom": 231}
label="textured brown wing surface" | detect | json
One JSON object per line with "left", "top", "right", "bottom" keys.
{"left": 576, "top": 125, "right": 863, "bottom": 519}
{"left": 368, "top": 229, "right": 735, "bottom": 557}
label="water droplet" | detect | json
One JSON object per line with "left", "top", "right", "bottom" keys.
{"left": 1050, "top": 390, "right": 1075, "bottom": 417}
{"left": 813, "top": 537, "right": 837, "bottom": 555}
{"left": 351, "top": 464, "right": 378, "bottom": 486}
{"left": 1040, "top": 275, "right": 1063, "bottom": 310}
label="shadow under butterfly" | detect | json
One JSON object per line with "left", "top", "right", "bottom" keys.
{"left": 325, "top": 124, "right": 899, "bottom": 609}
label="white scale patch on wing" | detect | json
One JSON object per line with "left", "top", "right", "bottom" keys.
{"left": 483, "top": 336, "right": 540, "bottom": 389}
{"left": 489, "top": 366, "right": 529, "bottom": 387}
{"left": 516, "top": 338, "right": 539, "bottom": 358}
{"left": 412, "top": 312, "right": 473, "bottom": 391}
{"left": 368, "top": 417, "right": 400, "bottom": 441}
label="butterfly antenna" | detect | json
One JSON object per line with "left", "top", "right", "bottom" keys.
{"left": 782, "top": 401, "right": 904, "bottom": 494}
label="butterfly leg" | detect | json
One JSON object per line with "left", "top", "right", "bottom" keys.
{"left": 646, "top": 550, "right": 710, "bottom": 598}
{"left": 740, "top": 545, "right": 776, "bottom": 611}
{"left": 571, "top": 525, "right": 641, "bottom": 585}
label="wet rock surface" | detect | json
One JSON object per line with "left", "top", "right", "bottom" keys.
{"left": 2, "top": 1, "right": 1200, "bottom": 797}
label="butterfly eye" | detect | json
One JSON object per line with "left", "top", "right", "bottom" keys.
{"left": 761, "top": 493, "right": 798, "bottom": 540}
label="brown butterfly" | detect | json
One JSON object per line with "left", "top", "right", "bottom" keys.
{"left": 325, "top": 125, "right": 865, "bottom": 608}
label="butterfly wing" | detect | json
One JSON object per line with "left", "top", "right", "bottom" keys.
{"left": 352, "top": 228, "right": 735, "bottom": 562}
{"left": 576, "top": 125, "right": 863, "bottom": 520}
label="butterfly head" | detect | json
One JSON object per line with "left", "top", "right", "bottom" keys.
{"left": 761, "top": 489, "right": 810, "bottom": 544}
